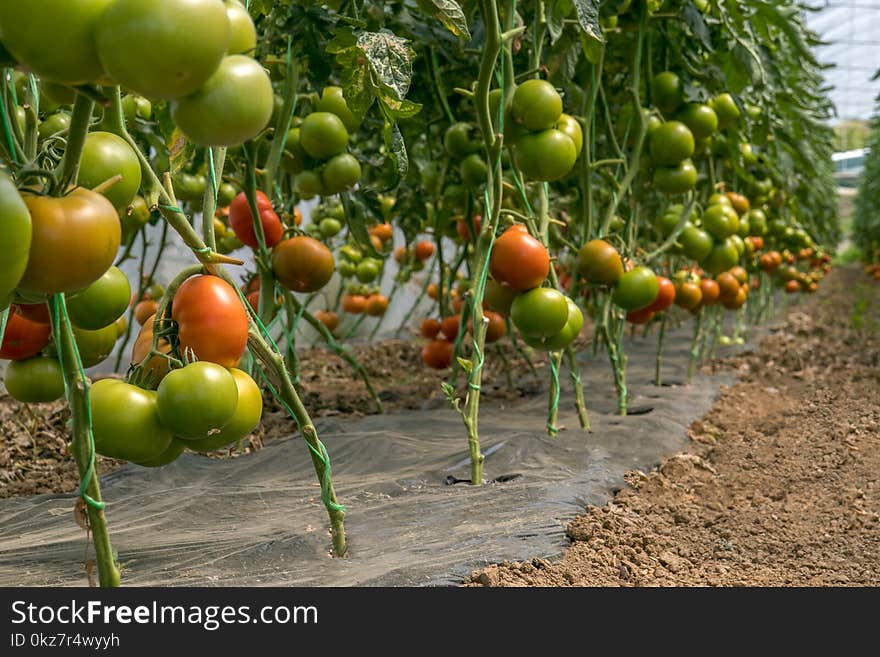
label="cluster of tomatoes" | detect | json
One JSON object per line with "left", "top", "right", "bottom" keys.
{"left": 506, "top": 80, "right": 582, "bottom": 183}
{"left": 0, "top": 159, "right": 134, "bottom": 395}
{"left": 110, "top": 274, "right": 262, "bottom": 467}
{"left": 649, "top": 74, "right": 740, "bottom": 195}
{"left": 286, "top": 87, "right": 362, "bottom": 198}
{"left": 0, "top": 1, "right": 272, "bottom": 147}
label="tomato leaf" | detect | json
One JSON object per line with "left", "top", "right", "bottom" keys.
{"left": 571, "top": 0, "right": 604, "bottom": 44}
{"left": 682, "top": 4, "right": 713, "bottom": 52}
{"left": 415, "top": 0, "right": 470, "bottom": 40}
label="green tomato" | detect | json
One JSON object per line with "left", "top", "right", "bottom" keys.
{"left": 702, "top": 203, "right": 740, "bottom": 239}
{"left": 217, "top": 182, "right": 238, "bottom": 207}
{"left": 121, "top": 94, "right": 152, "bottom": 125}
{"left": 710, "top": 93, "right": 741, "bottom": 130}
{"left": 171, "top": 55, "right": 273, "bottom": 147}
{"left": 225, "top": 0, "right": 256, "bottom": 55}
{"left": 172, "top": 173, "right": 207, "bottom": 203}
{"left": 186, "top": 368, "right": 262, "bottom": 452}
{"left": 319, "top": 218, "right": 343, "bottom": 238}
{"left": 38, "top": 112, "right": 71, "bottom": 141}
{"left": 650, "top": 121, "right": 695, "bottom": 165}
{"left": 523, "top": 297, "right": 583, "bottom": 350}
{"left": 747, "top": 209, "right": 767, "bottom": 236}
{"left": 97, "top": 0, "right": 230, "bottom": 100}
{"left": 78, "top": 131, "right": 142, "bottom": 211}
{"left": 0, "top": 171, "right": 32, "bottom": 310}
{"left": 653, "top": 160, "right": 697, "bottom": 194}
{"left": 294, "top": 170, "right": 325, "bottom": 199}
{"left": 136, "top": 438, "right": 186, "bottom": 468}
{"left": 0, "top": 0, "right": 113, "bottom": 85}
{"left": 121, "top": 195, "right": 152, "bottom": 243}
{"left": 700, "top": 238, "right": 740, "bottom": 274}
{"left": 299, "top": 112, "right": 349, "bottom": 160}
{"left": 322, "top": 153, "right": 361, "bottom": 194}
{"left": 679, "top": 224, "right": 713, "bottom": 261}
{"left": 444, "top": 122, "right": 478, "bottom": 159}
{"left": 156, "top": 362, "right": 239, "bottom": 440}
{"left": 510, "top": 287, "right": 569, "bottom": 338}
{"left": 730, "top": 234, "right": 746, "bottom": 256}
{"left": 460, "top": 153, "right": 488, "bottom": 189}
{"left": 91, "top": 379, "right": 173, "bottom": 462}
{"left": 340, "top": 245, "right": 363, "bottom": 263}
{"left": 612, "top": 266, "right": 659, "bottom": 311}
{"left": 74, "top": 324, "right": 118, "bottom": 367}
{"left": 356, "top": 259, "right": 380, "bottom": 283}
{"left": 315, "top": 85, "right": 360, "bottom": 134}
{"left": 67, "top": 266, "right": 131, "bottom": 330}
{"left": 676, "top": 103, "right": 718, "bottom": 140}
{"left": 281, "top": 127, "right": 311, "bottom": 174}
{"left": 511, "top": 79, "right": 563, "bottom": 131}
{"left": 651, "top": 71, "right": 683, "bottom": 115}
{"left": 555, "top": 113, "right": 583, "bottom": 155}
{"left": 657, "top": 204, "right": 688, "bottom": 237}
{"left": 337, "top": 260, "right": 357, "bottom": 278}
{"left": 513, "top": 129, "right": 577, "bottom": 182}
{"left": 4, "top": 357, "right": 65, "bottom": 403}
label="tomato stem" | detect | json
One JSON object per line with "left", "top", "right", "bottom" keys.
{"left": 50, "top": 295, "right": 120, "bottom": 587}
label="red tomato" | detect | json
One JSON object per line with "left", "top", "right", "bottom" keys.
{"left": 421, "top": 318, "right": 441, "bottom": 339}
{"left": 645, "top": 276, "right": 675, "bottom": 313}
{"left": 440, "top": 314, "right": 461, "bottom": 341}
{"left": 341, "top": 294, "right": 367, "bottom": 314}
{"left": 421, "top": 339, "right": 453, "bottom": 369}
{"left": 414, "top": 240, "right": 435, "bottom": 261}
{"left": 314, "top": 310, "right": 339, "bottom": 332}
{"left": 489, "top": 225, "right": 549, "bottom": 291}
{"left": 228, "top": 191, "right": 284, "bottom": 249}
{"left": 626, "top": 308, "right": 655, "bottom": 324}
{"left": 1, "top": 310, "right": 51, "bottom": 360}
{"left": 15, "top": 303, "right": 51, "bottom": 325}
{"left": 700, "top": 278, "right": 720, "bottom": 305}
{"left": 171, "top": 275, "right": 249, "bottom": 368}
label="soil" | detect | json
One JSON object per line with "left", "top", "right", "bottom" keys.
{"left": 466, "top": 267, "right": 880, "bottom": 586}
{"left": 0, "top": 331, "right": 550, "bottom": 499}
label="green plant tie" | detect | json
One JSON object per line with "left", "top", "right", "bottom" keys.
{"left": 49, "top": 294, "right": 105, "bottom": 511}
{"left": 207, "top": 147, "right": 219, "bottom": 203}
{"left": 547, "top": 354, "right": 561, "bottom": 435}
{"left": 234, "top": 281, "right": 344, "bottom": 514}
{"left": 0, "top": 74, "right": 19, "bottom": 163}
{"left": 158, "top": 204, "right": 187, "bottom": 217}
{"left": 0, "top": 306, "right": 9, "bottom": 345}
{"left": 253, "top": 365, "right": 345, "bottom": 513}
{"left": 27, "top": 74, "right": 39, "bottom": 116}
{"left": 466, "top": 190, "right": 497, "bottom": 392}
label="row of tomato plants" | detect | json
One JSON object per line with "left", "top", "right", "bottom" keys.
{"left": 0, "top": 0, "right": 836, "bottom": 586}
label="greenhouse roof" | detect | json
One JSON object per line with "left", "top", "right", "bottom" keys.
{"left": 804, "top": 0, "right": 880, "bottom": 121}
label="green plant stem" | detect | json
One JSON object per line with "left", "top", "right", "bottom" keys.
{"left": 247, "top": 331, "right": 346, "bottom": 556}
{"left": 458, "top": 0, "right": 505, "bottom": 485}
{"left": 51, "top": 297, "right": 120, "bottom": 588}
{"left": 284, "top": 290, "right": 383, "bottom": 414}
{"left": 57, "top": 93, "right": 94, "bottom": 191}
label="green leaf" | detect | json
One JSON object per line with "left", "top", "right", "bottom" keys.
{"left": 456, "top": 357, "right": 473, "bottom": 374}
{"left": 357, "top": 31, "right": 417, "bottom": 102}
{"left": 572, "top": 0, "right": 604, "bottom": 44}
{"left": 416, "top": 0, "right": 470, "bottom": 40}
{"left": 682, "top": 4, "right": 712, "bottom": 52}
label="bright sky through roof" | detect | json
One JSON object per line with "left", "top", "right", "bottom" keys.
{"left": 803, "top": 0, "right": 880, "bottom": 122}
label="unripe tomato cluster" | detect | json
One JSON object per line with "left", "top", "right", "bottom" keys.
{"left": 287, "top": 88, "right": 362, "bottom": 198}
{"left": 111, "top": 274, "right": 262, "bottom": 466}
{"left": 0, "top": 1, "right": 272, "bottom": 147}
